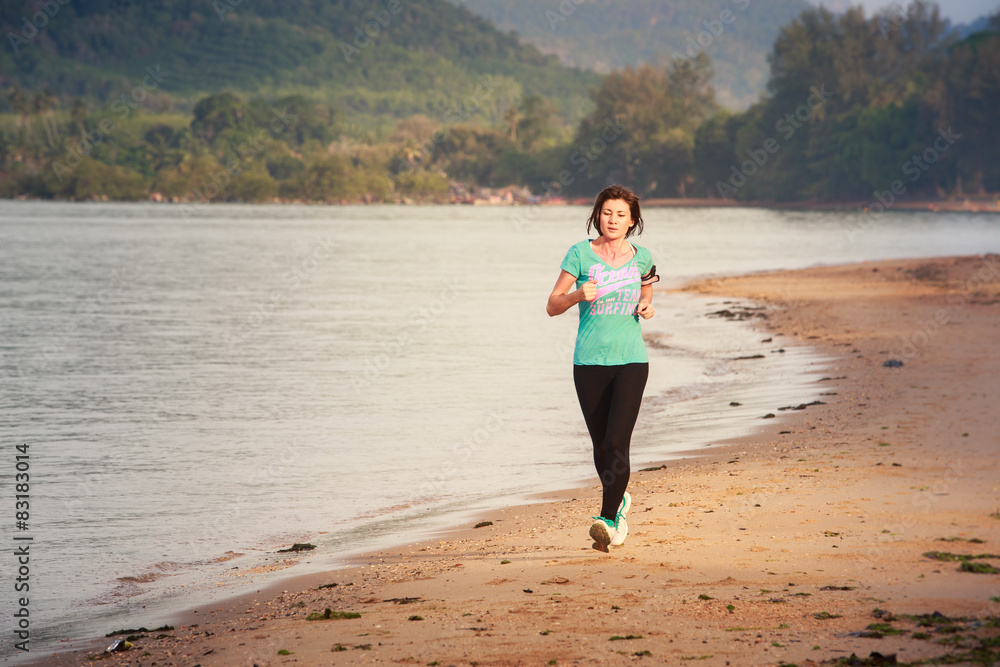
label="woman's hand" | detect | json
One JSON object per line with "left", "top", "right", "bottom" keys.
{"left": 577, "top": 281, "right": 596, "bottom": 302}
{"left": 637, "top": 284, "right": 654, "bottom": 320}
{"left": 548, "top": 271, "right": 595, "bottom": 316}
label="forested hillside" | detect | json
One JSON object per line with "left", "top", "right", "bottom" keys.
{"left": 694, "top": 5, "right": 1000, "bottom": 200}
{"left": 447, "top": 0, "right": 813, "bottom": 109}
{"left": 0, "top": 0, "right": 601, "bottom": 128}
{"left": 2, "top": 2, "right": 998, "bottom": 204}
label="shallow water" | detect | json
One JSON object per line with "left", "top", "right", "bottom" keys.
{"left": 1, "top": 201, "right": 997, "bottom": 658}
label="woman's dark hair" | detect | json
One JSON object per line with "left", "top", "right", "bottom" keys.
{"left": 586, "top": 184, "right": 643, "bottom": 238}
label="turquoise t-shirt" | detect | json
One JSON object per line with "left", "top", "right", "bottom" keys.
{"left": 560, "top": 239, "right": 653, "bottom": 366}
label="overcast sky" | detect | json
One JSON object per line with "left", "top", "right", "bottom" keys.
{"left": 812, "top": 0, "right": 999, "bottom": 24}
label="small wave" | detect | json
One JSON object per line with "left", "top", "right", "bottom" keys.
{"left": 115, "top": 561, "right": 182, "bottom": 585}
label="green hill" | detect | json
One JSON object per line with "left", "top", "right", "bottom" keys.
{"left": 4, "top": 1, "right": 995, "bottom": 204}
{"left": 444, "top": 0, "right": 813, "bottom": 110}
{"left": 0, "top": 0, "right": 601, "bottom": 130}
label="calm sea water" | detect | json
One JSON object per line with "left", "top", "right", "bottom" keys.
{"left": 1, "top": 201, "right": 998, "bottom": 658}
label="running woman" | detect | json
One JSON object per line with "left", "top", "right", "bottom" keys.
{"left": 546, "top": 184, "right": 658, "bottom": 550}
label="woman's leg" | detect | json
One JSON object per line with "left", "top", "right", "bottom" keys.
{"left": 599, "top": 363, "right": 647, "bottom": 519}
{"left": 574, "top": 363, "right": 648, "bottom": 521}
{"left": 574, "top": 364, "right": 615, "bottom": 491}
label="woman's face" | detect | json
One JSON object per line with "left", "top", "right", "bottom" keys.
{"left": 599, "top": 198, "right": 633, "bottom": 240}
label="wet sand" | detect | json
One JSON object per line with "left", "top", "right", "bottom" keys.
{"left": 32, "top": 254, "right": 1000, "bottom": 666}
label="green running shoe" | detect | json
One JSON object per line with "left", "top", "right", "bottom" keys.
{"left": 611, "top": 491, "right": 631, "bottom": 546}
{"left": 589, "top": 516, "right": 616, "bottom": 548}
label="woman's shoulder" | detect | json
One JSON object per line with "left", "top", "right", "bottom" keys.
{"left": 629, "top": 243, "right": 654, "bottom": 271}
{"left": 629, "top": 241, "right": 651, "bottom": 258}
{"left": 564, "top": 239, "right": 593, "bottom": 255}
{"left": 560, "top": 239, "right": 592, "bottom": 270}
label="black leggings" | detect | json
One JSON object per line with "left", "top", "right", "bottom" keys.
{"left": 573, "top": 363, "right": 648, "bottom": 521}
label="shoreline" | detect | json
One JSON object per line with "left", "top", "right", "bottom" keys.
{"left": 25, "top": 254, "right": 1000, "bottom": 666}
{"left": 3, "top": 195, "right": 1000, "bottom": 213}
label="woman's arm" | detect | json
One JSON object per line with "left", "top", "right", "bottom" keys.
{"left": 547, "top": 270, "right": 595, "bottom": 317}
{"left": 636, "top": 284, "right": 654, "bottom": 319}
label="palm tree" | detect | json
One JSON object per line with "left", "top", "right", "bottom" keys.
{"left": 144, "top": 124, "right": 182, "bottom": 172}
{"left": 33, "top": 88, "right": 59, "bottom": 146}
{"left": 502, "top": 105, "right": 519, "bottom": 143}
{"left": 70, "top": 98, "right": 86, "bottom": 135}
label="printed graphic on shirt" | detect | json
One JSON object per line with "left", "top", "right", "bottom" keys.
{"left": 559, "top": 240, "right": 651, "bottom": 365}
{"left": 587, "top": 261, "right": 641, "bottom": 316}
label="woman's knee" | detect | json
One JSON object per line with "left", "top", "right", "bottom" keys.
{"left": 607, "top": 447, "right": 630, "bottom": 475}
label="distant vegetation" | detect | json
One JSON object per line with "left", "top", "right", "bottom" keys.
{"left": 696, "top": 4, "right": 1000, "bottom": 201}
{"left": 449, "top": 0, "right": 814, "bottom": 110}
{"left": 1, "top": 1, "right": 998, "bottom": 203}
{"left": 0, "top": 0, "right": 600, "bottom": 129}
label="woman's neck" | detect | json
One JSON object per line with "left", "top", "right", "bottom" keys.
{"left": 593, "top": 235, "right": 630, "bottom": 256}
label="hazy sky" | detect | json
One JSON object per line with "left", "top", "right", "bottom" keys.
{"left": 812, "top": 0, "right": 999, "bottom": 24}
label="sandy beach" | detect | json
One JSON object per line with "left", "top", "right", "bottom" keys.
{"left": 32, "top": 254, "right": 1000, "bottom": 666}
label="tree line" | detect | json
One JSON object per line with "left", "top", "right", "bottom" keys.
{"left": 1, "top": 4, "right": 998, "bottom": 203}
